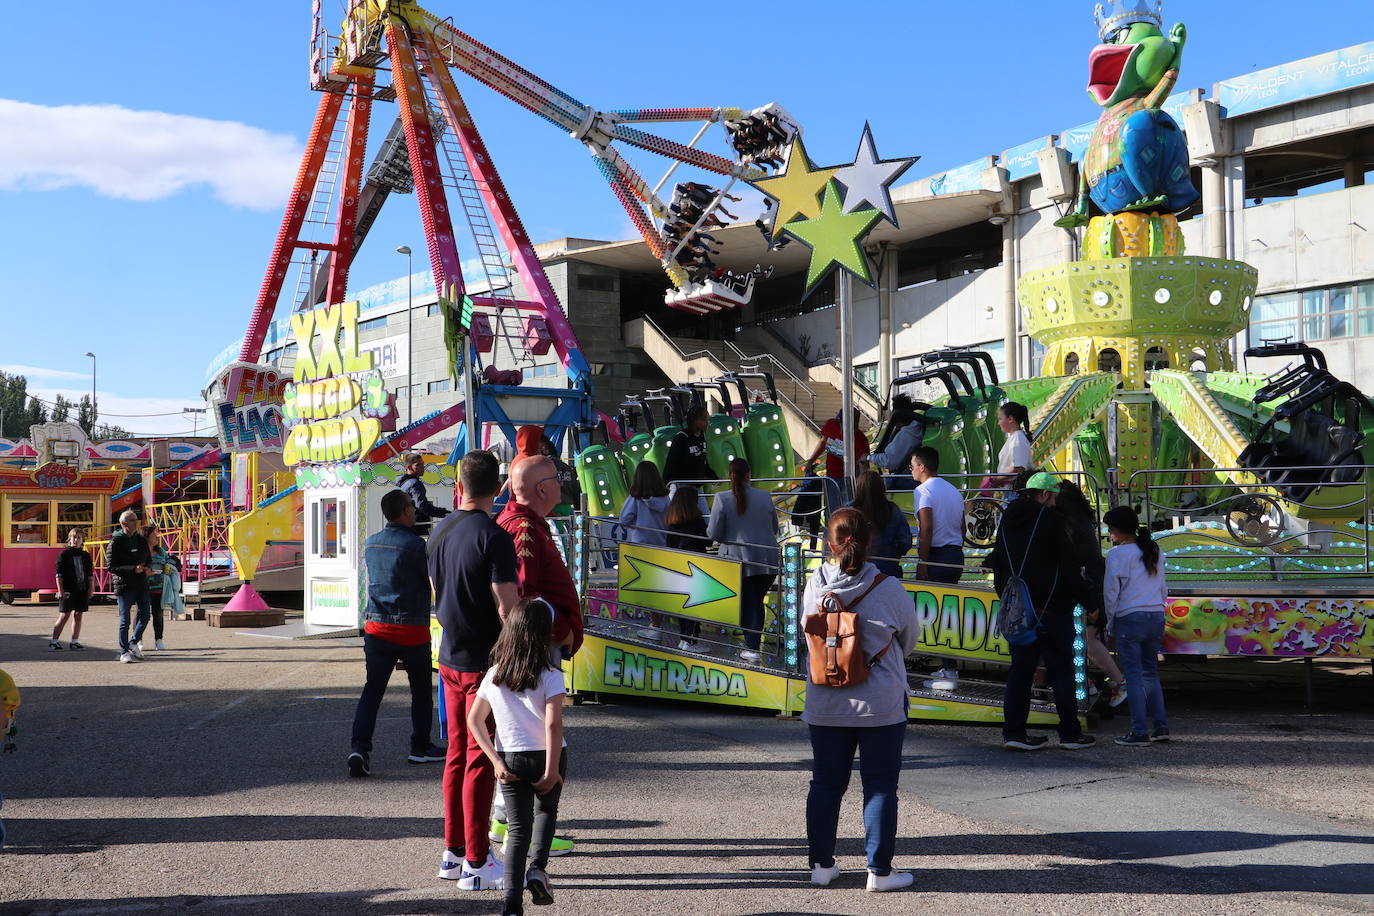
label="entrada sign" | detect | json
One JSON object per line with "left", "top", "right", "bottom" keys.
{"left": 906, "top": 583, "right": 1011, "bottom": 663}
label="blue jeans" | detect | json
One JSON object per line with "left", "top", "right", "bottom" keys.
{"left": 806, "top": 721, "right": 906, "bottom": 875}
{"left": 1114, "top": 612, "right": 1168, "bottom": 736}
{"left": 116, "top": 589, "right": 152, "bottom": 652}
{"left": 350, "top": 634, "right": 435, "bottom": 755}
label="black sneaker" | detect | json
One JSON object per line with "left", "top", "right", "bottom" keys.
{"left": 525, "top": 865, "right": 554, "bottom": 905}
{"left": 1060, "top": 734, "right": 1097, "bottom": 750}
{"left": 408, "top": 742, "right": 447, "bottom": 764}
{"left": 49, "top": 640, "right": 63, "bottom": 651}
{"left": 347, "top": 751, "right": 371, "bottom": 777}
{"left": 1115, "top": 733, "right": 1152, "bottom": 748}
{"left": 1150, "top": 727, "right": 1171, "bottom": 743}
{"left": 1003, "top": 735, "right": 1049, "bottom": 751}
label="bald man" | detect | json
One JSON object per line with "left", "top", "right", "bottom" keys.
{"left": 495, "top": 457, "right": 583, "bottom": 658}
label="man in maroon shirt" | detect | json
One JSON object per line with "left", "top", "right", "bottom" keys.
{"left": 496, "top": 456, "right": 584, "bottom": 657}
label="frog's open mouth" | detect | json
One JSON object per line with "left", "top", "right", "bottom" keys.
{"left": 1088, "top": 43, "right": 1136, "bottom": 103}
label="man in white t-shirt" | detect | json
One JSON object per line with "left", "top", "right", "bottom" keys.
{"left": 911, "top": 446, "right": 965, "bottom": 585}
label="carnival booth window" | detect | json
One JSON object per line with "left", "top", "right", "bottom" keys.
{"left": 5, "top": 499, "right": 99, "bottom": 547}
{"left": 312, "top": 497, "right": 347, "bottom": 560}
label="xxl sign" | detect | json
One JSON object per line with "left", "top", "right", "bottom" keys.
{"left": 280, "top": 301, "right": 396, "bottom": 466}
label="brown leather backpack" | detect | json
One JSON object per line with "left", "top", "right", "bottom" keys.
{"left": 803, "top": 574, "right": 894, "bottom": 688}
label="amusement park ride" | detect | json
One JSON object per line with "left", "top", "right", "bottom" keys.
{"left": 121, "top": 0, "right": 1373, "bottom": 723}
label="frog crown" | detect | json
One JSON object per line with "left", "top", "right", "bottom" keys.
{"left": 1094, "top": 0, "right": 1163, "bottom": 41}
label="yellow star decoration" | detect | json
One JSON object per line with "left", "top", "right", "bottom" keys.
{"left": 783, "top": 181, "right": 883, "bottom": 291}
{"left": 752, "top": 137, "right": 839, "bottom": 233}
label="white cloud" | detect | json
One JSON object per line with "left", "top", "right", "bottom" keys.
{"left": 0, "top": 364, "right": 89, "bottom": 381}
{"left": 0, "top": 99, "right": 302, "bottom": 210}
{"left": 30, "top": 387, "right": 208, "bottom": 438}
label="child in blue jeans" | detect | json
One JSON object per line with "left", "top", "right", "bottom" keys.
{"left": 1102, "top": 507, "right": 1171, "bottom": 747}
{"left": 468, "top": 599, "right": 567, "bottom": 916}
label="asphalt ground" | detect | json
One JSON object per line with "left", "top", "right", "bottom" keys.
{"left": 2, "top": 602, "right": 1373, "bottom": 916}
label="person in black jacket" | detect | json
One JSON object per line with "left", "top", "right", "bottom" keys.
{"left": 663, "top": 404, "right": 716, "bottom": 489}
{"left": 108, "top": 510, "right": 152, "bottom": 663}
{"left": 398, "top": 452, "right": 450, "bottom": 530}
{"left": 50, "top": 527, "right": 93, "bottom": 650}
{"left": 982, "top": 472, "right": 1095, "bottom": 751}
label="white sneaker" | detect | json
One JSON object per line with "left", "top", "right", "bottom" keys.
{"left": 130, "top": 643, "right": 144, "bottom": 660}
{"left": 119, "top": 652, "right": 134, "bottom": 663}
{"left": 155, "top": 639, "right": 166, "bottom": 651}
{"left": 634, "top": 627, "right": 659, "bottom": 641}
{"left": 456, "top": 851, "right": 504, "bottom": 890}
{"left": 437, "top": 850, "right": 465, "bottom": 881}
{"left": 677, "top": 639, "right": 699, "bottom": 652}
{"left": 866, "top": 869, "right": 914, "bottom": 892}
{"left": 810, "top": 862, "right": 841, "bottom": 886}
{"left": 739, "top": 649, "right": 761, "bottom": 663}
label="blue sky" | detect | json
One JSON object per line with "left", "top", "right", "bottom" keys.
{"left": 0, "top": 0, "right": 1362, "bottom": 435}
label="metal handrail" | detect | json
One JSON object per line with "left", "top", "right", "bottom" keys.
{"left": 639, "top": 315, "right": 820, "bottom": 421}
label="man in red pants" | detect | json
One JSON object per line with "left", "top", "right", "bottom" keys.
{"left": 428, "top": 450, "right": 519, "bottom": 890}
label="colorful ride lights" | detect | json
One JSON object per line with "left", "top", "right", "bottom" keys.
{"left": 571, "top": 514, "right": 588, "bottom": 596}
{"left": 782, "top": 542, "right": 803, "bottom": 667}
{"left": 1073, "top": 606, "right": 1088, "bottom": 702}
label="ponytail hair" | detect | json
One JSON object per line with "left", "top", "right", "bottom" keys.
{"left": 826, "top": 507, "right": 872, "bottom": 575}
{"left": 729, "top": 457, "right": 751, "bottom": 515}
{"left": 1103, "top": 506, "right": 1160, "bottom": 576}
{"left": 1001, "top": 401, "right": 1032, "bottom": 442}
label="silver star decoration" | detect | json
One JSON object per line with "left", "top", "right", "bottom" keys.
{"left": 832, "top": 123, "right": 918, "bottom": 226}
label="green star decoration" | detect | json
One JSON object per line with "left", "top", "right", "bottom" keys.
{"left": 783, "top": 180, "right": 883, "bottom": 291}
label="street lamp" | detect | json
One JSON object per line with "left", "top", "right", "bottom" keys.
{"left": 83, "top": 352, "right": 96, "bottom": 431}
{"left": 182, "top": 407, "right": 207, "bottom": 437}
{"left": 396, "top": 245, "right": 413, "bottom": 425}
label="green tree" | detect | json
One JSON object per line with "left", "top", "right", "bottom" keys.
{"left": 0, "top": 371, "right": 30, "bottom": 438}
{"left": 93, "top": 423, "right": 133, "bottom": 439}
{"left": 76, "top": 394, "right": 98, "bottom": 437}
{"left": 26, "top": 396, "right": 47, "bottom": 428}
{"left": 51, "top": 394, "right": 72, "bottom": 424}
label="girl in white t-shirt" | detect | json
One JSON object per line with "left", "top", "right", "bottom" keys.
{"left": 468, "top": 598, "right": 568, "bottom": 915}
{"left": 990, "top": 402, "right": 1033, "bottom": 491}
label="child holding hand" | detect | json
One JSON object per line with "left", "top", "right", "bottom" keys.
{"left": 468, "top": 599, "right": 568, "bottom": 916}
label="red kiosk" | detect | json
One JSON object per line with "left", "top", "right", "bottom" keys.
{"left": 0, "top": 463, "right": 126, "bottom": 603}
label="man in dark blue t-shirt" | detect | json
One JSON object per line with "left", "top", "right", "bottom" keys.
{"left": 428, "top": 450, "right": 519, "bottom": 890}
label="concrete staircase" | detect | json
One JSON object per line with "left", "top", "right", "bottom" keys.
{"left": 624, "top": 317, "right": 882, "bottom": 459}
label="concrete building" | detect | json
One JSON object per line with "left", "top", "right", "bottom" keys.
{"left": 209, "top": 40, "right": 1373, "bottom": 455}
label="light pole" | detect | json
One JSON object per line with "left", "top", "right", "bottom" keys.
{"left": 83, "top": 352, "right": 96, "bottom": 432}
{"left": 182, "top": 407, "right": 206, "bottom": 437}
{"left": 396, "top": 246, "right": 413, "bottom": 425}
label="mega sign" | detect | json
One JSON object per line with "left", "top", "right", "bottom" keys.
{"left": 281, "top": 301, "right": 396, "bottom": 466}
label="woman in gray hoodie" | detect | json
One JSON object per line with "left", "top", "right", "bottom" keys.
{"left": 802, "top": 507, "right": 918, "bottom": 893}
{"left": 708, "top": 458, "right": 781, "bottom": 663}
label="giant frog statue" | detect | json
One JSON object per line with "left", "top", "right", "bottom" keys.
{"left": 1055, "top": 1, "right": 1198, "bottom": 228}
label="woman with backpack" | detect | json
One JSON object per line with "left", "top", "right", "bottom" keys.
{"left": 849, "top": 470, "right": 912, "bottom": 579}
{"left": 801, "top": 507, "right": 918, "bottom": 893}
{"left": 1102, "top": 506, "right": 1171, "bottom": 747}
{"left": 707, "top": 458, "right": 780, "bottom": 663}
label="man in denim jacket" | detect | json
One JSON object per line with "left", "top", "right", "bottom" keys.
{"left": 347, "top": 489, "right": 445, "bottom": 777}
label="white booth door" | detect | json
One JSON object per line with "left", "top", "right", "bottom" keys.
{"left": 305, "top": 488, "right": 361, "bottom": 628}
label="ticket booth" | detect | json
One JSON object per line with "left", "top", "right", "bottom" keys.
{"left": 301, "top": 460, "right": 456, "bottom": 628}
{"left": 0, "top": 463, "right": 125, "bottom": 602}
